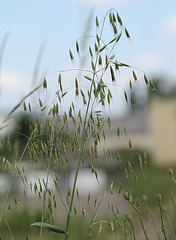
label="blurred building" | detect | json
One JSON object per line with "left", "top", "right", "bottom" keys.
{"left": 149, "top": 98, "right": 176, "bottom": 166}
{"left": 98, "top": 88, "right": 176, "bottom": 167}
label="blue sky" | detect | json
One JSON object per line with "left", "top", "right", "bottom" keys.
{"left": 0, "top": 0, "right": 176, "bottom": 116}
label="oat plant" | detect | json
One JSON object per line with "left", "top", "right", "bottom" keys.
{"left": 0, "top": 9, "right": 154, "bottom": 240}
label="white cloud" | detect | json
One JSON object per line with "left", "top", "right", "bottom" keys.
{"left": 135, "top": 52, "right": 163, "bottom": 71}
{"left": 0, "top": 71, "right": 31, "bottom": 110}
{"left": 163, "top": 15, "right": 176, "bottom": 36}
{"left": 1, "top": 71, "right": 29, "bottom": 90}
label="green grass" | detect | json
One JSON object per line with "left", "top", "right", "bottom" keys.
{"left": 0, "top": 208, "right": 41, "bottom": 239}
{"left": 136, "top": 164, "right": 175, "bottom": 205}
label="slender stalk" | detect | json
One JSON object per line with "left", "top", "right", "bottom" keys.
{"left": 39, "top": 123, "right": 56, "bottom": 240}
{"left": 64, "top": 76, "right": 95, "bottom": 240}
{"left": 85, "top": 194, "right": 105, "bottom": 240}
{"left": 2, "top": 84, "right": 42, "bottom": 127}
{"left": 158, "top": 202, "right": 168, "bottom": 240}
{"left": 63, "top": 10, "right": 110, "bottom": 240}
{"left": 40, "top": 156, "right": 52, "bottom": 240}
{"left": 132, "top": 227, "right": 136, "bottom": 240}
{"left": 129, "top": 201, "right": 149, "bottom": 240}
{"left": 0, "top": 172, "right": 17, "bottom": 225}
{"left": 0, "top": 130, "right": 33, "bottom": 224}
{"left": 145, "top": 204, "right": 161, "bottom": 239}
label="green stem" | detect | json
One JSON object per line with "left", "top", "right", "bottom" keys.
{"left": 64, "top": 10, "right": 114, "bottom": 240}
{"left": 64, "top": 28, "right": 100, "bottom": 239}
{"left": 0, "top": 172, "right": 17, "bottom": 225}
{"left": 40, "top": 123, "right": 55, "bottom": 240}
{"left": 129, "top": 201, "right": 149, "bottom": 240}
{"left": 0, "top": 130, "right": 33, "bottom": 225}
{"left": 85, "top": 194, "right": 105, "bottom": 240}
{"left": 64, "top": 76, "right": 95, "bottom": 240}
{"left": 40, "top": 158, "right": 52, "bottom": 240}
{"left": 132, "top": 227, "right": 136, "bottom": 240}
{"left": 145, "top": 204, "right": 161, "bottom": 239}
{"left": 158, "top": 202, "right": 168, "bottom": 240}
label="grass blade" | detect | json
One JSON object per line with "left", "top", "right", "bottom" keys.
{"left": 30, "top": 222, "right": 65, "bottom": 234}
{"left": 4, "top": 220, "right": 15, "bottom": 240}
{"left": 54, "top": 179, "right": 68, "bottom": 211}
{"left": 45, "top": 166, "right": 68, "bottom": 211}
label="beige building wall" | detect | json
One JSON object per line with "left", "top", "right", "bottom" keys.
{"left": 149, "top": 99, "right": 176, "bottom": 166}
{"left": 96, "top": 98, "right": 176, "bottom": 167}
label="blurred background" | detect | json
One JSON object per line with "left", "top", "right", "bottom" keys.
{"left": 1, "top": 0, "right": 176, "bottom": 239}
{"left": 0, "top": 0, "right": 176, "bottom": 115}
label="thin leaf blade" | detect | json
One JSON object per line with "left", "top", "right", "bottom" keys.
{"left": 54, "top": 179, "right": 68, "bottom": 211}
{"left": 30, "top": 222, "right": 65, "bottom": 234}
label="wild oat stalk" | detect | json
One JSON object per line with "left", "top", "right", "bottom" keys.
{"left": 0, "top": 8, "right": 153, "bottom": 240}
{"left": 63, "top": 14, "right": 102, "bottom": 240}
{"left": 63, "top": 8, "right": 132, "bottom": 239}
{"left": 155, "top": 194, "right": 168, "bottom": 240}
{"left": 123, "top": 192, "right": 149, "bottom": 240}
